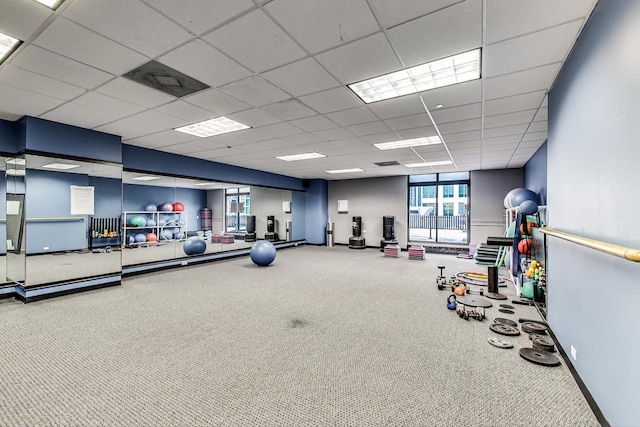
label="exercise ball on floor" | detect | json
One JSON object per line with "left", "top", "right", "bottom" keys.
{"left": 183, "top": 237, "right": 206, "bottom": 255}
{"left": 250, "top": 240, "right": 276, "bottom": 266}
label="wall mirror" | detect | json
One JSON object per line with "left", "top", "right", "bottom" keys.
{"left": 22, "top": 154, "right": 122, "bottom": 287}
{"left": 122, "top": 171, "right": 303, "bottom": 268}
{"left": 5, "top": 155, "right": 25, "bottom": 284}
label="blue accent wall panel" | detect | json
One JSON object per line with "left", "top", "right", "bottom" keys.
{"left": 89, "top": 176, "right": 122, "bottom": 218}
{"left": 122, "top": 144, "right": 304, "bottom": 191}
{"left": 23, "top": 117, "right": 121, "bottom": 163}
{"left": 304, "top": 179, "right": 328, "bottom": 244}
{"left": 523, "top": 142, "right": 547, "bottom": 223}
{"left": 0, "top": 119, "right": 20, "bottom": 153}
{"left": 291, "top": 190, "right": 306, "bottom": 240}
{"left": 26, "top": 169, "right": 89, "bottom": 253}
{"left": 547, "top": 1, "right": 640, "bottom": 424}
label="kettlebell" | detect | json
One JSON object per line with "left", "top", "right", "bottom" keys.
{"left": 453, "top": 282, "right": 466, "bottom": 296}
{"left": 447, "top": 294, "right": 457, "bottom": 310}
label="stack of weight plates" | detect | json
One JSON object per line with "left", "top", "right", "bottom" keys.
{"left": 408, "top": 245, "right": 425, "bottom": 260}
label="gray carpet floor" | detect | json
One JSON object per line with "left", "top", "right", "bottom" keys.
{"left": 0, "top": 245, "right": 599, "bottom": 426}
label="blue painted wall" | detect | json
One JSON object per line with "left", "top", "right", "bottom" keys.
{"left": 22, "top": 117, "right": 121, "bottom": 163}
{"left": 304, "top": 179, "right": 328, "bottom": 244}
{"left": 524, "top": 142, "right": 547, "bottom": 206}
{"left": 122, "top": 144, "right": 304, "bottom": 191}
{"left": 291, "top": 190, "right": 306, "bottom": 240}
{"left": 547, "top": 1, "right": 640, "bottom": 424}
{"left": 90, "top": 176, "right": 122, "bottom": 218}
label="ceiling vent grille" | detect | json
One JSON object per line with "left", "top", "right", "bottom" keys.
{"left": 122, "top": 60, "right": 209, "bottom": 98}
{"left": 374, "top": 161, "right": 400, "bottom": 167}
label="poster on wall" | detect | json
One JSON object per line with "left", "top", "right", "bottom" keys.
{"left": 70, "top": 185, "right": 95, "bottom": 215}
{"left": 338, "top": 200, "right": 348, "bottom": 213}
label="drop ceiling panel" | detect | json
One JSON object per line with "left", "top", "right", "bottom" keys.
{"left": 11, "top": 46, "right": 114, "bottom": 90}
{"left": 384, "top": 113, "right": 432, "bottom": 131}
{"left": 484, "top": 91, "right": 545, "bottom": 116}
{"left": 155, "top": 101, "right": 215, "bottom": 122}
{"left": 226, "top": 108, "right": 282, "bottom": 128}
{"left": 33, "top": 18, "right": 148, "bottom": 75}
{"left": 298, "top": 87, "right": 362, "bottom": 114}
{"left": 534, "top": 108, "right": 548, "bottom": 122}
{"left": 229, "top": 129, "right": 273, "bottom": 143}
{"left": 259, "top": 122, "right": 306, "bottom": 138}
{"left": 441, "top": 130, "right": 481, "bottom": 143}
{"left": 204, "top": 9, "right": 306, "bottom": 73}
{"left": 368, "top": 0, "right": 462, "bottom": 29}
{"left": 518, "top": 140, "right": 546, "bottom": 149}
{"left": 483, "top": 124, "right": 528, "bottom": 139}
{"left": 96, "top": 78, "right": 176, "bottom": 108}
{"left": 41, "top": 102, "right": 127, "bottom": 129}
{"left": 485, "top": 0, "right": 595, "bottom": 44}
{"left": 183, "top": 89, "right": 251, "bottom": 116}
{"left": 522, "top": 131, "right": 548, "bottom": 141}
{"left": 346, "top": 121, "right": 391, "bottom": 137}
{"left": 438, "top": 118, "right": 482, "bottom": 135}
{"left": 483, "top": 110, "right": 537, "bottom": 128}
{"left": 261, "top": 58, "right": 341, "bottom": 97}
{"left": 0, "top": 0, "right": 51, "bottom": 41}
{"left": 95, "top": 110, "right": 185, "bottom": 139}
{"left": 315, "top": 32, "right": 402, "bottom": 84}
{"left": 326, "top": 107, "right": 378, "bottom": 127}
{"left": 420, "top": 79, "right": 482, "bottom": 111}
{"left": 396, "top": 126, "right": 438, "bottom": 141}
{"left": 483, "top": 20, "right": 584, "bottom": 78}
{"left": 0, "top": 65, "right": 86, "bottom": 101}
{"left": 527, "top": 121, "right": 548, "bottom": 132}
{"left": 483, "top": 142, "right": 519, "bottom": 152}
{"left": 258, "top": 99, "right": 316, "bottom": 121}
{"left": 282, "top": 132, "right": 323, "bottom": 145}
{"left": 312, "top": 127, "right": 356, "bottom": 142}
{"left": 290, "top": 115, "right": 338, "bottom": 132}
{"left": 63, "top": 0, "right": 193, "bottom": 58}
{"left": 123, "top": 130, "right": 197, "bottom": 149}
{"left": 158, "top": 40, "right": 251, "bottom": 88}
{"left": 219, "top": 76, "right": 289, "bottom": 107}
{"left": 73, "top": 92, "right": 146, "bottom": 118}
{"left": 366, "top": 95, "right": 424, "bottom": 120}
{"left": 143, "top": 0, "right": 255, "bottom": 35}
{"left": 387, "top": 0, "right": 482, "bottom": 67}
{"left": 430, "top": 103, "right": 481, "bottom": 124}
{"left": 484, "top": 63, "right": 561, "bottom": 100}
{"left": 0, "top": 83, "right": 63, "bottom": 116}
{"left": 482, "top": 135, "right": 522, "bottom": 146}
{"left": 265, "top": 0, "right": 380, "bottom": 54}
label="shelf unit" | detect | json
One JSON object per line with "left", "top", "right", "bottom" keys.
{"left": 123, "top": 211, "right": 187, "bottom": 245}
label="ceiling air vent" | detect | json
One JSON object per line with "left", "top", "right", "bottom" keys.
{"left": 375, "top": 161, "right": 400, "bottom": 167}
{"left": 122, "top": 60, "right": 209, "bottom": 98}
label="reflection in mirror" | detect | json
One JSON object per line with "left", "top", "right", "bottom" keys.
{"left": 23, "top": 154, "right": 122, "bottom": 287}
{"left": 121, "top": 172, "right": 305, "bottom": 269}
{"left": 5, "top": 156, "right": 25, "bottom": 284}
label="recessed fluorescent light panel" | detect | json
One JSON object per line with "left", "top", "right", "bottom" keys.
{"left": 174, "top": 117, "right": 250, "bottom": 138}
{"left": 132, "top": 176, "right": 161, "bottom": 181}
{"left": 42, "top": 163, "right": 80, "bottom": 170}
{"left": 5, "top": 158, "right": 26, "bottom": 165}
{"left": 34, "top": 0, "right": 64, "bottom": 9}
{"left": 405, "top": 160, "right": 453, "bottom": 168}
{"left": 326, "top": 168, "right": 364, "bottom": 174}
{"left": 0, "top": 32, "right": 20, "bottom": 65}
{"left": 348, "top": 49, "right": 480, "bottom": 103}
{"left": 374, "top": 136, "right": 442, "bottom": 151}
{"left": 276, "top": 152, "right": 326, "bottom": 162}
{"left": 6, "top": 169, "right": 25, "bottom": 176}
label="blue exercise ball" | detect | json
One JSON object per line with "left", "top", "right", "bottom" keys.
{"left": 519, "top": 199, "right": 539, "bottom": 215}
{"left": 250, "top": 240, "right": 276, "bottom": 266}
{"left": 144, "top": 204, "right": 157, "bottom": 212}
{"left": 134, "top": 233, "right": 147, "bottom": 243}
{"left": 183, "top": 237, "right": 206, "bottom": 255}
{"left": 505, "top": 188, "right": 539, "bottom": 209}
{"left": 160, "top": 229, "right": 174, "bottom": 240}
{"left": 146, "top": 218, "right": 156, "bottom": 227}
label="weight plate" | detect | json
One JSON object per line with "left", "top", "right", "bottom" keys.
{"left": 494, "top": 318, "right": 518, "bottom": 327}
{"left": 456, "top": 295, "right": 493, "bottom": 308}
{"left": 485, "top": 292, "right": 508, "bottom": 300}
{"left": 529, "top": 333, "right": 546, "bottom": 341}
{"left": 521, "top": 322, "right": 548, "bottom": 334}
{"left": 532, "top": 336, "right": 555, "bottom": 352}
{"left": 488, "top": 336, "right": 513, "bottom": 349}
{"left": 500, "top": 304, "right": 515, "bottom": 309}
{"left": 489, "top": 323, "right": 520, "bottom": 336}
{"left": 499, "top": 308, "right": 515, "bottom": 314}
{"left": 519, "top": 347, "right": 561, "bottom": 366}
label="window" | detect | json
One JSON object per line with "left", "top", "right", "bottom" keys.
{"left": 443, "top": 185, "right": 454, "bottom": 198}
{"left": 458, "top": 203, "right": 467, "bottom": 215}
{"left": 458, "top": 184, "right": 468, "bottom": 198}
{"left": 422, "top": 186, "right": 436, "bottom": 198}
{"left": 443, "top": 203, "right": 454, "bottom": 216}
